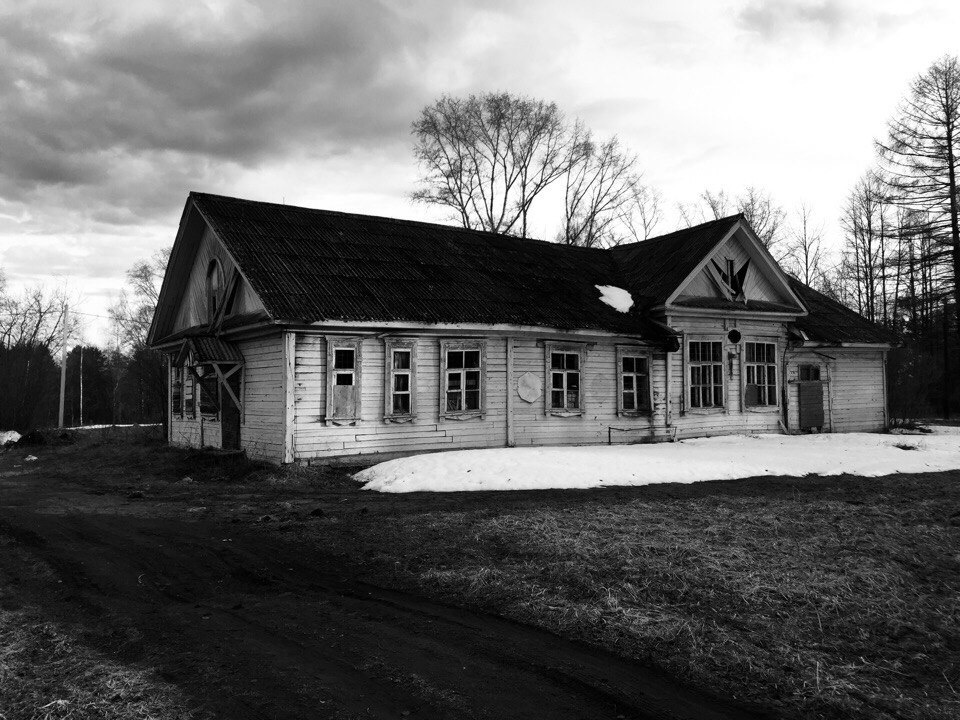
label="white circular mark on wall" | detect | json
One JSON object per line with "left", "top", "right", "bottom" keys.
{"left": 517, "top": 372, "right": 543, "bottom": 403}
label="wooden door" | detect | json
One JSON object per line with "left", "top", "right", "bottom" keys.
{"left": 797, "top": 364, "right": 825, "bottom": 430}
{"left": 220, "top": 371, "right": 242, "bottom": 450}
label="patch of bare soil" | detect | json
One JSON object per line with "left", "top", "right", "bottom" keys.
{"left": 0, "top": 437, "right": 763, "bottom": 720}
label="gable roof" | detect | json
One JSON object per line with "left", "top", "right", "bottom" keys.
{"left": 788, "top": 278, "right": 896, "bottom": 345}
{"left": 609, "top": 215, "right": 743, "bottom": 306}
{"left": 151, "top": 193, "right": 889, "bottom": 349}
{"left": 183, "top": 192, "right": 674, "bottom": 342}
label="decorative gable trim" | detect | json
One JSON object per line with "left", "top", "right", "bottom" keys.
{"left": 664, "top": 219, "right": 807, "bottom": 315}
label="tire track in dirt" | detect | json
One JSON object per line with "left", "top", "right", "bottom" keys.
{"left": 0, "top": 497, "right": 768, "bottom": 720}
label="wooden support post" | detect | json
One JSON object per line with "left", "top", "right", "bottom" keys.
{"left": 282, "top": 331, "right": 296, "bottom": 463}
{"left": 166, "top": 354, "right": 172, "bottom": 444}
{"left": 664, "top": 350, "right": 672, "bottom": 427}
{"left": 506, "top": 337, "right": 515, "bottom": 447}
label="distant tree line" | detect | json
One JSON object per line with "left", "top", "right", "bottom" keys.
{"left": 0, "top": 250, "right": 169, "bottom": 433}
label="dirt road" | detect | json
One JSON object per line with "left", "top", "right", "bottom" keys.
{"left": 0, "top": 462, "right": 765, "bottom": 720}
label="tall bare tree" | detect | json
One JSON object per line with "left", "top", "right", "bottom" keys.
{"left": 783, "top": 204, "right": 825, "bottom": 288}
{"left": 412, "top": 93, "right": 576, "bottom": 236}
{"left": 109, "top": 247, "right": 170, "bottom": 351}
{"left": 877, "top": 54, "right": 960, "bottom": 329}
{"left": 678, "top": 186, "right": 786, "bottom": 251}
{"left": 560, "top": 132, "right": 640, "bottom": 247}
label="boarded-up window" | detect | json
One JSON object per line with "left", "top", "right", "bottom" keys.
{"left": 440, "top": 341, "right": 485, "bottom": 418}
{"left": 745, "top": 342, "right": 777, "bottom": 407}
{"left": 384, "top": 339, "right": 417, "bottom": 419}
{"left": 618, "top": 351, "right": 651, "bottom": 413}
{"left": 689, "top": 341, "right": 723, "bottom": 408}
{"left": 326, "top": 338, "right": 362, "bottom": 422}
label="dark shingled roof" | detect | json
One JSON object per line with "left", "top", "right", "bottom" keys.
{"left": 169, "top": 194, "right": 889, "bottom": 349}
{"left": 789, "top": 278, "right": 896, "bottom": 345}
{"left": 609, "top": 215, "right": 743, "bottom": 306}
{"left": 190, "top": 192, "right": 678, "bottom": 343}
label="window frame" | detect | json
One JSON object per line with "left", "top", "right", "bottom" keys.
{"left": 743, "top": 340, "right": 780, "bottom": 410}
{"left": 616, "top": 346, "right": 653, "bottom": 416}
{"left": 196, "top": 366, "right": 220, "bottom": 418}
{"left": 383, "top": 338, "right": 417, "bottom": 422}
{"left": 543, "top": 343, "right": 586, "bottom": 417}
{"left": 171, "top": 363, "right": 184, "bottom": 416}
{"left": 685, "top": 337, "right": 725, "bottom": 412}
{"left": 798, "top": 363, "right": 821, "bottom": 382}
{"left": 439, "top": 340, "right": 486, "bottom": 421}
{"left": 325, "top": 336, "right": 363, "bottom": 424}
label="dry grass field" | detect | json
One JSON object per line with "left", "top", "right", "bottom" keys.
{"left": 1, "top": 428, "right": 957, "bottom": 719}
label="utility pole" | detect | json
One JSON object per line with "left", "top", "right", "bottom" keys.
{"left": 79, "top": 345, "right": 84, "bottom": 426}
{"left": 58, "top": 304, "right": 69, "bottom": 429}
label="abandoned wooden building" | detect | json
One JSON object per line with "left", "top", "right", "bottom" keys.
{"left": 147, "top": 192, "right": 895, "bottom": 465}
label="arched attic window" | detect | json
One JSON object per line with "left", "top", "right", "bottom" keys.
{"left": 206, "top": 259, "right": 224, "bottom": 323}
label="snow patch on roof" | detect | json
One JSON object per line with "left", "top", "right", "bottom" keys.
{"left": 595, "top": 285, "right": 633, "bottom": 313}
{"left": 356, "top": 430, "right": 960, "bottom": 493}
{"left": 0, "top": 430, "right": 20, "bottom": 445}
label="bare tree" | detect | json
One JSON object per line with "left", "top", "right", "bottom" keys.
{"left": 560, "top": 132, "right": 640, "bottom": 247}
{"left": 877, "top": 54, "right": 960, "bottom": 330}
{"left": 678, "top": 187, "right": 785, "bottom": 251}
{"left": 109, "top": 247, "right": 171, "bottom": 351}
{"left": 412, "top": 93, "right": 576, "bottom": 236}
{"left": 783, "top": 204, "right": 825, "bottom": 288}
{"left": 622, "top": 183, "right": 663, "bottom": 241}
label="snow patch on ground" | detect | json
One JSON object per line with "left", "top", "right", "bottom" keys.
{"left": 595, "top": 285, "right": 633, "bottom": 313}
{"left": 0, "top": 431, "right": 20, "bottom": 445}
{"left": 357, "top": 430, "right": 960, "bottom": 493}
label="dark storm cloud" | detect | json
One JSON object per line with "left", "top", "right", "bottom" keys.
{"left": 0, "top": 0, "right": 477, "bottom": 222}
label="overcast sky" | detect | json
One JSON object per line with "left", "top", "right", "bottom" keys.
{"left": 1, "top": 0, "right": 958, "bottom": 345}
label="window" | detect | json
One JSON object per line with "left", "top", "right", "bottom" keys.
{"left": 197, "top": 368, "right": 219, "bottom": 415}
{"left": 550, "top": 351, "right": 581, "bottom": 411}
{"left": 440, "top": 341, "right": 485, "bottom": 418}
{"left": 172, "top": 365, "right": 184, "bottom": 415}
{"left": 326, "top": 338, "right": 362, "bottom": 422}
{"left": 688, "top": 340, "right": 723, "bottom": 409}
{"left": 544, "top": 344, "right": 586, "bottom": 415}
{"left": 799, "top": 364, "right": 821, "bottom": 382}
{"left": 184, "top": 372, "right": 195, "bottom": 417}
{"left": 618, "top": 350, "right": 651, "bottom": 414}
{"left": 206, "top": 260, "right": 223, "bottom": 323}
{"left": 745, "top": 342, "right": 778, "bottom": 407}
{"left": 384, "top": 339, "right": 417, "bottom": 420}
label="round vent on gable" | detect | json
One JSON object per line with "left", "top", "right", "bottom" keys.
{"left": 727, "top": 329, "right": 742, "bottom": 344}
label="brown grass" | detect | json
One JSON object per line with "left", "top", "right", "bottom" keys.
{"left": 315, "top": 486, "right": 960, "bottom": 720}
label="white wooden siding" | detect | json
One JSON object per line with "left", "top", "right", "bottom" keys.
{"left": 171, "top": 225, "right": 264, "bottom": 333}
{"left": 677, "top": 233, "right": 790, "bottom": 305}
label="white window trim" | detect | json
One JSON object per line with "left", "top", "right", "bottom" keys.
{"left": 544, "top": 343, "right": 586, "bottom": 417}
{"left": 325, "top": 336, "right": 363, "bottom": 425}
{"left": 616, "top": 345, "right": 653, "bottom": 416}
{"left": 439, "top": 340, "right": 486, "bottom": 421}
{"left": 684, "top": 336, "right": 726, "bottom": 413}
{"left": 742, "top": 339, "right": 780, "bottom": 412}
{"left": 383, "top": 338, "right": 417, "bottom": 422}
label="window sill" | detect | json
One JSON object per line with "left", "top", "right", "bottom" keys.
{"left": 547, "top": 410, "right": 583, "bottom": 418}
{"left": 325, "top": 418, "right": 360, "bottom": 427}
{"left": 618, "top": 410, "right": 652, "bottom": 418}
{"left": 684, "top": 407, "right": 725, "bottom": 415}
{"left": 743, "top": 406, "right": 780, "bottom": 413}
{"left": 443, "top": 411, "right": 484, "bottom": 422}
{"left": 384, "top": 415, "right": 416, "bottom": 424}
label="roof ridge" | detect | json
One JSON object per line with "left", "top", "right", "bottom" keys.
{"left": 188, "top": 191, "right": 608, "bottom": 256}
{"left": 615, "top": 213, "right": 744, "bottom": 250}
